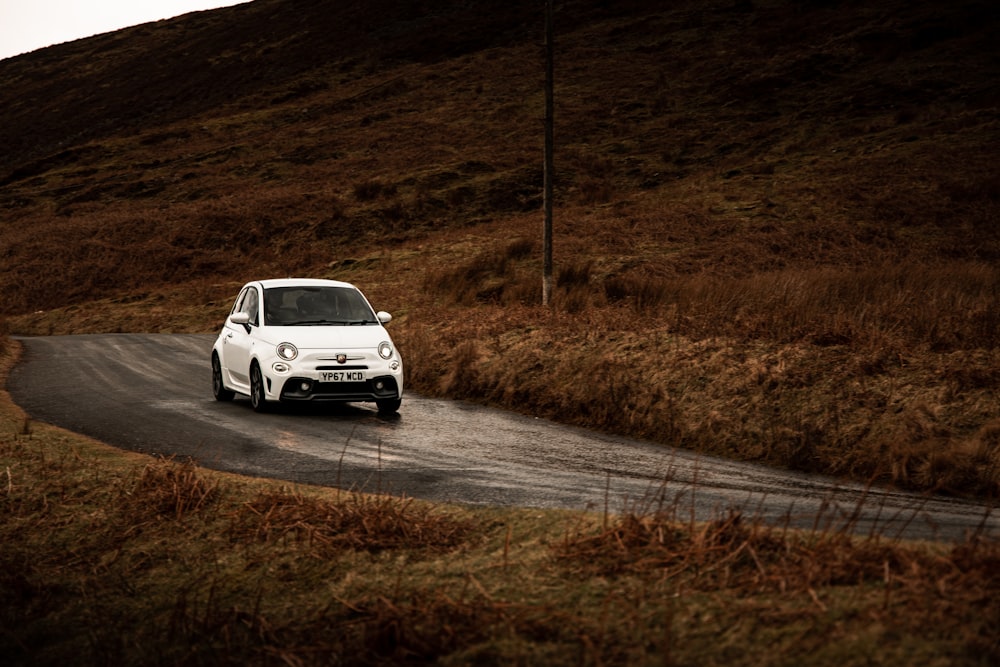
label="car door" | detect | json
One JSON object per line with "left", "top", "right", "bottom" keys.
{"left": 221, "top": 286, "right": 259, "bottom": 390}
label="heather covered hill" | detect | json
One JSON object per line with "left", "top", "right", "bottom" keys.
{"left": 2, "top": 0, "right": 998, "bottom": 313}
{"left": 1, "top": 0, "right": 999, "bottom": 496}
{"left": 0, "top": 0, "right": 544, "bottom": 170}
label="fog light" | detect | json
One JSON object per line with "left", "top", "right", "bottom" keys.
{"left": 374, "top": 380, "right": 385, "bottom": 390}
{"left": 300, "top": 381, "right": 311, "bottom": 392}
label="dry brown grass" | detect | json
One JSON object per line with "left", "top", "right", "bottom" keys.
{"left": 3, "top": 399, "right": 998, "bottom": 664}
{"left": 229, "top": 489, "right": 473, "bottom": 557}
{"left": 397, "top": 253, "right": 1000, "bottom": 496}
{"left": 123, "top": 456, "right": 222, "bottom": 522}
{"left": 553, "top": 507, "right": 1000, "bottom": 664}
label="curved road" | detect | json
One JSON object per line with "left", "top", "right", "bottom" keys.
{"left": 8, "top": 334, "right": 997, "bottom": 542}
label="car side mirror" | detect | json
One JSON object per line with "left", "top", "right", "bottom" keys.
{"left": 376, "top": 311, "right": 392, "bottom": 325}
{"left": 229, "top": 312, "right": 250, "bottom": 325}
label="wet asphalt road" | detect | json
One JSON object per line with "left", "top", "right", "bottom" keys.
{"left": 8, "top": 333, "right": 998, "bottom": 542}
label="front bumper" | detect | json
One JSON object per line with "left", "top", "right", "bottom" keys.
{"left": 278, "top": 374, "right": 401, "bottom": 402}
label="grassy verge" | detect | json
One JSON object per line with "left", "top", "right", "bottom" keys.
{"left": 392, "top": 241, "right": 1000, "bottom": 499}
{"left": 2, "top": 335, "right": 998, "bottom": 666}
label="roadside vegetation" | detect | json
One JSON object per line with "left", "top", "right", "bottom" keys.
{"left": 2, "top": 343, "right": 999, "bottom": 664}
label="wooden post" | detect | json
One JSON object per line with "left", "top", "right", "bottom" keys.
{"left": 542, "top": 0, "right": 554, "bottom": 307}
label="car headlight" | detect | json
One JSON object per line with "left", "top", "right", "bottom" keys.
{"left": 378, "top": 341, "right": 393, "bottom": 359}
{"left": 276, "top": 342, "right": 298, "bottom": 361}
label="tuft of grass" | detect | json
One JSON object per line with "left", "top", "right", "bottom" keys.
{"left": 122, "top": 456, "right": 222, "bottom": 522}
{"left": 229, "top": 489, "right": 474, "bottom": 557}
{"left": 421, "top": 238, "right": 540, "bottom": 307}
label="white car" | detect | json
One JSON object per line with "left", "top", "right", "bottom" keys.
{"left": 211, "top": 278, "right": 403, "bottom": 414}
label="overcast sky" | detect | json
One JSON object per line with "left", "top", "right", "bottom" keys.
{"left": 0, "top": 0, "right": 250, "bottom": 61}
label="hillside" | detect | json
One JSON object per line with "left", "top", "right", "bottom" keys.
{"left": 1, "top": 0, "right": 999, "bottom": 496}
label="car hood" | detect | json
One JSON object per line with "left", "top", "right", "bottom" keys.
{"left": 259, "top": 325, "right": 390, "bottom": 349}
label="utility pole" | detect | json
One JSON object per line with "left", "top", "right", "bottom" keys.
{"left": 542, "top": 0, "right": 554, "bottom": 307}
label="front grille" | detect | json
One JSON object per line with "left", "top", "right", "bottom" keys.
{"left": 312, "top": 381, "right": 369, "bottom": 394}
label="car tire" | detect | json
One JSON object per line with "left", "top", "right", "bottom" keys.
{"left": 376, "top": 398, "right": 401, "bottom": 414}
{"left": 250, "top": 362, "right": 269, "bottom": 413}
{"left": 212, "top": 354, "right": 235, "bottom": 402}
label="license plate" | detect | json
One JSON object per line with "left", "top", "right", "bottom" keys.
{"left": 320, "top": 371, "right": 365, "bottom": 382}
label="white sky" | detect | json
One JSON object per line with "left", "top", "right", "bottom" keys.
{"left": 0, "top": 1, "right": 250, "bottom": 61}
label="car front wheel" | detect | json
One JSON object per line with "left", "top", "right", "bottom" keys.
{"left": 250, "top": 363, "right": 269, "bottom": 413}
{"left": 212, "top": 354, "right": 235, "bottom": 402}
{"left": 376, "top": 398, "right": 401, "bottom": 414}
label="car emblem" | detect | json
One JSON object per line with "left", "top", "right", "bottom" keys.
{"left": 336, "top": 354, "right": 347, "bottom": 364}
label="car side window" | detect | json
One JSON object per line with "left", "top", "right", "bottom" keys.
{"left": 242, "top": 287, "right": 260, "bottom": 326}
{"left": 231, "top": 288, "right": 247, "bottom": 315}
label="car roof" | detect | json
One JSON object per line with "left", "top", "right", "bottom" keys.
{"left": 253, "top": 278, "right": 356, "bottom": 290}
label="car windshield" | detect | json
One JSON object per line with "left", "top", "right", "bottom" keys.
{"left": 263, "top": 286, "right": 379, "bottom": 326}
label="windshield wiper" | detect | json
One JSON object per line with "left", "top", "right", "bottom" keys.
{"left": 288, "top": 319, "right": 351, "bottom": 326}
